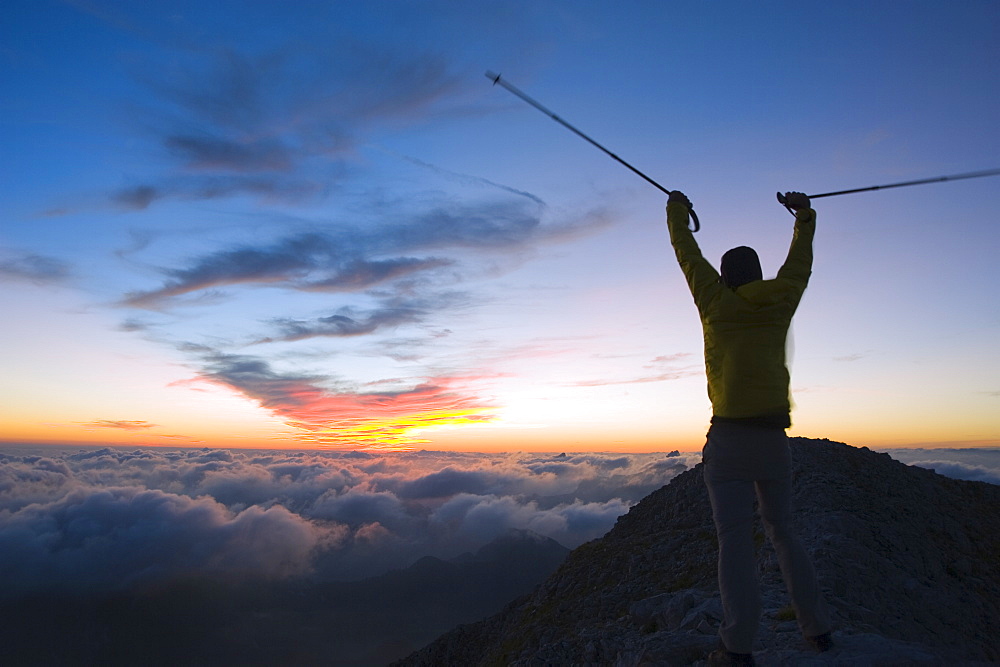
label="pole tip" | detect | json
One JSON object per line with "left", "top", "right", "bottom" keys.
{"left": 484, "top": 71, "right": 501, "bottom": 85}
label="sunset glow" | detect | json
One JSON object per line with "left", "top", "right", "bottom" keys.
{"left": 292, "top": 409, "right": 500, "bottom": 450}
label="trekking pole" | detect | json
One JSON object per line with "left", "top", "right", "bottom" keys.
{"left": 486, "top": 71, "right": 700, "bottom": 232}
{"left": 776, "top": 168, "right": 1000, "bottom": 212}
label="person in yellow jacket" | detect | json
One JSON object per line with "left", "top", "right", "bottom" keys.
{"left": 666, "top": 191, "right": 832, "bottom": 666}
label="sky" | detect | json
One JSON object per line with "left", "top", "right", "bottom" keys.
{"left": 2, "top": 0, "right": 999, "bottom": 453}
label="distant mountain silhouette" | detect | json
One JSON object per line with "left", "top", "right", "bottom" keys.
{"left": 397, "top": 438, "right": 1000, "bottom": 665}
{"left": 0, "top": 528, "right": 569, "bottom": 666}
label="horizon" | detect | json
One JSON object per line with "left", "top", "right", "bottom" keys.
{"left": 4, "top": 439, "right": 1000, "bottom": 453}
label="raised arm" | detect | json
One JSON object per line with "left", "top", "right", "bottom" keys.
{"left": 775, "top": 191, "right": 815, "bottom": 291}
{"left": 667, "top": 191, "right": 719, "bottom": 312}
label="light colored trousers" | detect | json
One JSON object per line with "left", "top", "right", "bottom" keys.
{"left": 703, "top": 422, "right": 831, "bottom": 653}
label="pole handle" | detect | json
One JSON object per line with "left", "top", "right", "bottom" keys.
{"left": 776, "top": 192, "right": 795, "bottom": 216}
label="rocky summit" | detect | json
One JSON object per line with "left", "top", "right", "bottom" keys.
{"left": 396, "top": 438, "right": 1000, "bottom": 666}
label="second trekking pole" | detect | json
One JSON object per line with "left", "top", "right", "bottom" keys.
{"left": 777, "top": 168, "right": 1000, "bottom": 211}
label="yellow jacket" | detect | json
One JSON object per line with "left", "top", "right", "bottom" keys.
{"left": 667, "top": 201, "right": 815, "bottom": 425}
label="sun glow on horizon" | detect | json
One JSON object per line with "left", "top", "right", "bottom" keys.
{"left": 290, "top": 407, "right": 501, "bottom": 450}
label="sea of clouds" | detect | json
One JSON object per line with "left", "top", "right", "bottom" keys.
{"left": 0, "top": 446, "right": 698, "bottom": 597}
{"left": 3, "top": 444, "right": 996, "bottom": 601}
{"left": 880, "top": 447, "right": 1000, "bottom": 486}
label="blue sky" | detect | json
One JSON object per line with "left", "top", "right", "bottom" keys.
{"left": 2, "top": 0, "right": 999, "bottom": 451}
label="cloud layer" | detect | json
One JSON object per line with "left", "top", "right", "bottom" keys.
{"left": 885, "top": 448, "right": 1000, "bottom": 486}
{"left": 6, "top": 444, "right": 993, "bottom": 601}
{"left": 0, "top": 446, "right": 697, "bottom": 597}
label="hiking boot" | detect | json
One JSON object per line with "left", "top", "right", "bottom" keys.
{"left": 707, "top": 647, "right": 756, "bottom": 666}
{"left": 806, "top": 631, "right": 834, "bottom": 652}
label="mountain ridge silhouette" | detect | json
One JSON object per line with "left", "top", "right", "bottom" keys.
{"left": 396, "top": 437, "right": 1000, "bottom": 666}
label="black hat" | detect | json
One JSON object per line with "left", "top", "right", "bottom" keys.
{"left": 720, "top": 246, "right": 763, "bottom": 289}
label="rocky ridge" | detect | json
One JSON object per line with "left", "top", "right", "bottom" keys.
{"left": 397, "top": 438, "right": 1000, "bottom": 665}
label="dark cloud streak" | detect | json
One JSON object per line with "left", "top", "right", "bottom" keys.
{"left": 259, "top": 305, "right": 425, "bottom": 343}
{"left": 164, "top": 134, "right": 294, "bottom": 172}
{"left": 119, "top": 196, "right": 600, "bottom": 309}
{"left": 111, "top": 42, "right": 464, "bottom": 210}
{"left": 111, "top": 176, "right": 330, "bottom": 210}
{"left": 0, "top": 251, "right": 71, "bottom": 284}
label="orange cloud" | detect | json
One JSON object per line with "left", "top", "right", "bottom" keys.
{"left": 196, "top": 359, "right": 496, "bottom": 449}
{"left": 78, "top": 420, "right": 157, "bottom": 431}
{"left": 291, "top": 408, "right": 496, "bottom": 450}
{"left": 276, "top": 382, "right": 498, "bottom": 449}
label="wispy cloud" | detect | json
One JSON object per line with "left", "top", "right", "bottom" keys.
{"left": 256, "top": 307, "right": 423, "bottom": 343}
{"left": 568, "top": 354, "right": 699, "bottom": 387}
{"left": 121, "top": 197, "right": 606, "bottom": 310}
{"left": 251, "top": 291, "right": 471, "bottom": 346}
{"left": 569, "top": 372, "right": 699, "bottom": 387}
{"left": 833, "top": 352, "right": 869, "bottom": 362}
{"left": 79, "top": 420, "right": 157, "bottom": 431}
{"left": 0, "top": 250, "right": 71, "bottom": 284}
{"left": 108, "top": 43, "right": 465, "bottom": 210}
{"left": 31, "top": 33, "right": 474, "bottom": 218}
{"left": 111, "top": 176, "right": 327, "bottom": 210}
